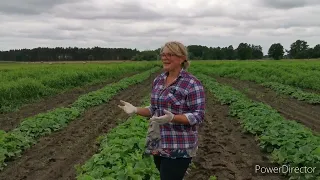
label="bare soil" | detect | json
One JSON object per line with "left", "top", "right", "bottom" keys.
{"left": 0, "top": 72, "right": 159, "bottom": 180}
{"left": 0, "top": 72, "right": 138, "bottom": 132}
{"left": 184, "top": 91, "right": 287, "bottom": 180}
{"left": 2, "top": 73, "right": 310, "bottom": 180}
{"left": 214, "top": 76, "right": 320, "bottom": 133}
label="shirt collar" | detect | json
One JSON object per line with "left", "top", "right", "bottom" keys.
{"left": 161, "top": 68, "right": 187, "bottom": 80}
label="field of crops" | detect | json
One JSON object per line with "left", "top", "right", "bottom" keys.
{"left": 0, "top": 60, "right": 319, "bottom": 180}
{"left": 0, "top": 61, "right": 158, "bottom": 114}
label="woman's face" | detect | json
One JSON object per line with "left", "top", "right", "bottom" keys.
{"left": 160, "top": 46, "right": 184, "bottom": 72}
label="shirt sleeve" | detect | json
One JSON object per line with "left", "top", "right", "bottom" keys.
{"left": 147, "top": 78, "right": 158, "bottom": 116}
{"left": 147, "top": 105, "right": 155, "bottom": 116}
{"left": 184, "top": 80, "right": 205, "bottom": 125}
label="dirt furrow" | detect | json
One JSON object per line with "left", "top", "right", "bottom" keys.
{"left": 185, "top": 91, "right": 287, "bottom": 180}
{"left": 0, "top": 72, "right": 138, "bottom": 132}
{"left": 214, "top": 76, "right": 320, "bottom": 133}
{"left": 0, "top": 72, "right": 159, "bottom": 180}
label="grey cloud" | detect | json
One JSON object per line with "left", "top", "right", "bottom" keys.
{"left": 0, "top": 0, "right": 320, "bottom": 55}
{"left": 260, "top": 27, "right": 320, "bottom": 38}
{"left": 186, "top": 1, "right": 264, "bottom": 21}
{"left": 243, "top": 6, "right": 320, "bottom": 29}
{"left": 56, "top": 25, "right": 85, "bottom": 31}
{"left": 52, "top": 1, "right": 163, "bottom": 20}
{"left": 55, "top": 19, "right": 86, "bottom": 31}
{"left": 259, "top": 0, "right": 320, "bottom": 9}
{"left": 0, "top": 28, "right": 73, "bottom": 41}
{"left": 92, "top": 22, "right": 181, "bottom": 38}
{"left": 0, "top": 6, "right": 41, "bottom": 15}
{"left": 192, "top": 9, "right": 224, "bottom": 19}
{"left": 118, "top": 27, "right": 177, "bottom": 37}
{"left": 245, "top": 18, "right": 320, "bottom": 29}
{"left": 147, "top": 2, "right": 255, "bottom": 21}
{"left": 0, "top": 0, "right": 77, "bottom": 15}
{"left": 26, "top": 32, "right": 70, "bottom": 41}
{"left": 175, "top": 19, "right": 194, "bottom": 26}
{"left": 196, "top": 10, "right": 261, "bottom": 21}
{"left": 167, "top": 16, "right": 241, "bottom": 28}
{"left": 276, "top": 20, "right": 320, "bottom": 29}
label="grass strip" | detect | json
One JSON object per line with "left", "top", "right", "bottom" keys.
{"left": 0, "top": 67, "right": 160, "bottom": 170}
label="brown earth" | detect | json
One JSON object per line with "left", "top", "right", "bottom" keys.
{"left": 0, "top": 72, "right": 138, "bottom": 132}
{"left": 0, "top": 72, "right": 159, "bottom": 180}
{"left": 214, "top": 76, "right": 320, "bottom": 133}
{"left": 184, "top": 91, "right": 287, "bottom": 180}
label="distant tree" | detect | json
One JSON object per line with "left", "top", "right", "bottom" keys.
{"left": 202, "top": 47, "right": 214, "bottom": 60}
{"left": 288, "top": 40, "right": 309, "bottom": 59}
{"left": 0, "top": 43, "right": 267, "bottom": 62}
{"left": 187, "top": 45, "right": 206, "bottom": 59}
{"left": 88, "top": 55, "right": 94, "bottom": 60}
{"left": 188, "top": 52, "right": 195, "bottom": 60}
{"left": 225, "top": 45, "right": 236, "bottom": 60}
{"left": 131, "top": 50, "right": 157, "bottom": 61}
{"left": 251, "top": 44, "right": 263, "bottom": 59}
{"left": 237, "top": 43, "right": 252, "bottom": 60}
{"left": 0, "top": 47, "right": 140, "bottom": 61}
{"left": 268, "top": 43, "right": 284, "bottom": 60}
{"left": 311, "top": 44, "right": 320, "bottom": 58}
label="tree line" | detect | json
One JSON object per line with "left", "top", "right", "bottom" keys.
{"left": 0, "top": 39, "right": 319, "bottom": 62}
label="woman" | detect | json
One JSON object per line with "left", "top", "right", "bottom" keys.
{"left": 118, "top": 41, "right": 206, "bottom": 180}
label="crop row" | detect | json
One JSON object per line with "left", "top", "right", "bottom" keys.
{"left": 261, "top": 82, "right": 320, "bottom": 104}
{"left": 191, "top": 71, "right": 320, "bottom": 180}
{"left": 75, "top": 95, "right": 160, "bottom": 180}
{"left": 0, "top": 67, "right": 160, "bottom": 170}
{"left": 0, "top": 62, "right": 158, "bottom": 113}
{"left": 191, "top": 63, "right": 320, "bottom": 104}
{"left": 192, "top": 61, "right": 320, "bottom": 92}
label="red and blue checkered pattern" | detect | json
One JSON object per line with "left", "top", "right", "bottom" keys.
{"left": 145, "top": 69, "right": 205, "bottom": 158}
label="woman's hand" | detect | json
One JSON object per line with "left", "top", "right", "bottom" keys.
{"left": 150, "top": 109, "right": 174, "bottom": 124}
{"left": 118, "top": 100, "right": 153, "bottom": 117}
{"left": 151, "top": 110, "right": 192, "bottom": 125}
{"left": 118, "top": 100, "right": 137, "bottom": 116}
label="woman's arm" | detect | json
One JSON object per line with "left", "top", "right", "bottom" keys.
{"left": 182, "top": 80, "right": 206, "bottom": 126}
{"left": 149, "top": 80, "right": 205, "bottom": 125}
{"left": 119, "top": 77, "right": 158, "bottom": 118}
{"left": 171, "top": 114, "right": 190, "bottom": 125}
{"left": 136, "top": 107, "right": 152, "bottom": 117}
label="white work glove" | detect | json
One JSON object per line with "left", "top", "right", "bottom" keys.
{"left": 118, "top": 100, "right": 137, "bottom": 116}
{"left": 150, "top": 109, "right": 174, "bottom": 124}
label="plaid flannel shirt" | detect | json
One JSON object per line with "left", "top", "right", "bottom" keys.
{"left": 145, "top": 69, "right": 205, "bottom": 158}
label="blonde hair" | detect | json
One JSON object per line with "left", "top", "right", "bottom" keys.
{"left": 160, "top": 41, "right": 190, "bottom": 70}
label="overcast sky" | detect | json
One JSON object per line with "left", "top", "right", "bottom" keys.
{"left": 0, "top": 0, "right": 319, "bottom": 54}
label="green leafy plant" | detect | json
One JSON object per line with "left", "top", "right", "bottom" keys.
{"left": 192, "top": 72, "right": 320, "bottom": 180}
{"left": 190, "top": 61, "right": 320, "bottom": 104}
{"left": 262, "top": 82, "right": 320, "bottom": 104}
{"left": 0, "top": 67, "right": 160, "bottom": 170}
{"left": 75, "top": 96, "right": 160, "bottom": 180}
{"left": 0, "top": 62, "right": 159, "bottom": 113}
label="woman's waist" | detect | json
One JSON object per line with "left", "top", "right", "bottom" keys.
{"left": 160, "top": 123, "right": 198, "bottom": 132}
